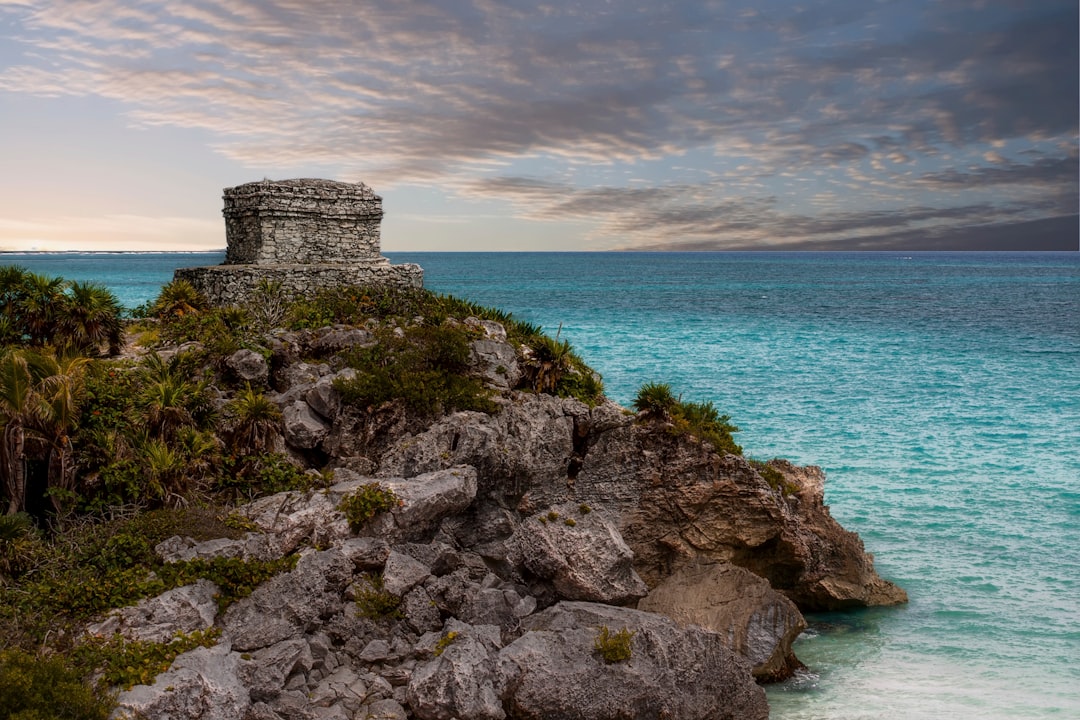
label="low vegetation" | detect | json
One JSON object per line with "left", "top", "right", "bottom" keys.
{"left": 338, "top": 482, "right": 401, "bottom": 532}
{"left": 633, "top": 381, "right": 742, "bottom": 455}
{"left": 594, "top": 625, "right": 635, "bottom": 664}
{"left": 354, "top": 572, "right": 403, "bottom": 620}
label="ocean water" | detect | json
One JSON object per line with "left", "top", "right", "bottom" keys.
{"left": 6, "top": 250, "right": 1079, "bottom": 719}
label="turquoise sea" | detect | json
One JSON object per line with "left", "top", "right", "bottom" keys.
{"left": 6, "top": 250, "right": 1079, "bottom": 719}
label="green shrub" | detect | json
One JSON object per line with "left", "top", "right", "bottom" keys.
{"left": 338, "top": 483, "right": 401, "bottom": 532}
{"left": 73, "top": 628, "right": 221, "bottom": 690}
{"left": 0, "top": 647, "right": 114, "bottom": 720}
{"left": 633, "top": 382, "right": 678, "bottom": 417}
{"left": 216, "top": 453, "right": 309, "bottom": 500}
{"left": 633, "top": 382, "right": 742, "bottom": 455}
{"left": 335, "top": 325, "right": 496, "bottom": 416}
{"left": 594, "top": 625, "right": 635, "bottom": 664}
{"left": 354, "top": 573, "right": 402, "bottom": 620}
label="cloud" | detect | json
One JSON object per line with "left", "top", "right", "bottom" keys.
{"left": 0, "top": 0, "right": 1075, "bottom": 249}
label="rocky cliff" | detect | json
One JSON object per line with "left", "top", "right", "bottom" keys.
{"left": 97, "top": 313, "right": 905, "bottom": 720}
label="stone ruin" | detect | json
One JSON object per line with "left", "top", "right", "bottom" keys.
{"left": 175, "top": 179, "right": 422, "bottom": 306}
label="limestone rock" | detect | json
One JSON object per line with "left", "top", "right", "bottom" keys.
{"left": 312, "top": 326, "right": 374, "bottom": 355}
{"left": 227, "top": 348, "right": 269, "bottom": 384}
{"left": 305, "top": 374, "right": 344, "bottom": 419}
{"left": 239, "top": 489, "right": 352, "bottom": 558}
{"left": 155, "top": 533, "right": 279, "bottom": 563}
{"left": 239, "top": 637, "right": 314, "bottom": 702}
{"left": 283, "top": 400, "right": 331, "bottom": 449}
{"left": 333, "top": 466, "right": 478, "bottom": 543}
{"left": 511, "top": 504, "right": 647, "bottom": 606}
{"left": 637, "top": 560, "right": 806, "bottom": 680}
{"left": 497, "top": 601, "right": 768, "bottom": 720}
{"left": 86, "top": 579, "right": 218, "bottom": 644}
{"left": 407, "top": 622, "right": 506, "bottom": 720}
{"left": 469, "top": 338, "right": 521, "bottom": 391}
{"left": 222, "top": 549, "right": 353, "bottom": 652}
{"left": 112, "top": 644, "right": 250, "bottom": 720}
{"left": 382, "top": 550, "right": 432, "bottom": 597}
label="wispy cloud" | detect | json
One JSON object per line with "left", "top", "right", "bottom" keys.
{"left": 0, "top": 0, "right": 1075, "bottom": 249}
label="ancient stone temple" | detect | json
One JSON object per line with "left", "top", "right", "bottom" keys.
{"left": 175, "top": 179, "right": 422, "bottom": 306}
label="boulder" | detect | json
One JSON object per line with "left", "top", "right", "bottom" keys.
{"left": 312, "top": 325, "right": 375, "bottom": 355}
{"left": 112, "top": 644, "right": 250, "bottom": 720}
{"left": 333, "top": 466, "right": 478, "bottom": 543}
{"left": 283, "top": 400, "right": 331, "bottom": 449}
{"left": 222, "top": 549, "right": 353, "bottom": 652}
{"left": 155, "top": 533, "right": 279, "bottom": 563}
{"left": 407, "top": 621, "right": 506, "bottom": 720}
{"left": 227, "top": 349, "right": 269, "bottom": 384}
{"left": 382, "top": 550, "right": 432, "bottom": 597}
{"left": 239, "top": 637, "right": 314, "bottom": 702}
{"left": 510, "top": 504, "right": 647, "bottom": 606}
{"left": 86, "top": 579, "right": 218, "bottom": 644}
{"left": 637, "top": 560, "right": 806, "bottom": 680}
{"left": 305, "top": 368, "right": 355, "bottom": 420}
{"left": 239, "top": 489, "right": 352, "bottom": 558}
{"left": 469, "top": 338, "right": 522, "bottom": 391}
{"left": 497, "top": 601, "right": 768, "bottom": 720}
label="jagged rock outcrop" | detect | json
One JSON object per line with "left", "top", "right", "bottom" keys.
{"left": 372, "top": 392, "right": 906, "bottom": 611}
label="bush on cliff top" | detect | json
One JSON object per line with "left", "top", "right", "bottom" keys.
{"left": 633, "top": 381, "right": 742, "bottom": 455}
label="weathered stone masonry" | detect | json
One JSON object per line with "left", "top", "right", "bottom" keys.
{"left": 176, "top": 179, "right": 422, "bottom": 306}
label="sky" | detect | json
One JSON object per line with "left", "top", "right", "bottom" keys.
{"left": 0, "top": 0, "right": 1076, "bottom": 252}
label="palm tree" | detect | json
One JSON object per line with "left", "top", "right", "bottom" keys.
{"left": 57, "top": 282, "right": 124, "bottom": 356}
{"left": 0, "top": 350, "right": 51, "bottom": 514}
{"left": 18, "top": 272, "right": 68, "bottom": 347}
{"left": 142, "top": 376, "right": 195, "bottom": 441}
{"left": 34, "top": 354, "right": 90, "bottom": 513}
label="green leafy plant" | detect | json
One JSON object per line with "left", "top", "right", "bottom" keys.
{"left": 354, "top": 573, "right": 402, "bottom": 620}
{"left": 74, "top": 628, "right": 221, "bottom": 690}
{"left": 338, "top": 483, "right": 401, "bottom": 532}
{"left": 594, "top": 625, "right": 635, "bottom": 664}
{"left": 0, "top": 647, "right": 114, "bottom": 719}
{"left": 335, "top": 324, "right": 496, "bottom": 416}
{"left": 632, "top": 382, "right": 678, "bottom": 418}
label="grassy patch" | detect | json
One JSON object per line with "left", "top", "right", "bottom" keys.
{"left": 335, "top": 324, "right": 497, "bottom": 416}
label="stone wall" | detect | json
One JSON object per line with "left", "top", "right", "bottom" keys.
{"left": 223, "top": 179, "right": 383, "bottom": 265}
{"left": 175, "top": 178, "right": 422, "bottom": 306}
{"left": 175, "top": 261, "right": 423, "bottom": 308}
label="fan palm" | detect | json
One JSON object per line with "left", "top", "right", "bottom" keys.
{"left": 57, "top": 282, "right": 123, "bottom": 356}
